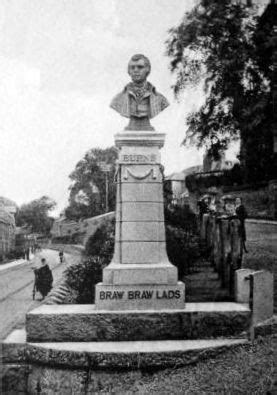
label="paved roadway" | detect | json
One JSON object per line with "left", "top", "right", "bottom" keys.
{"left": 0, "top": 249, "right": 79, "bottom": 341}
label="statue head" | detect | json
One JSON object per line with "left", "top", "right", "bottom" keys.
{"left": 127, "top": 54, "right": 151, "bottom": 84}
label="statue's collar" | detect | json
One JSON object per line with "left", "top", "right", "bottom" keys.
{"left": 124, "top": 81, "right": 156, "bottom": 94}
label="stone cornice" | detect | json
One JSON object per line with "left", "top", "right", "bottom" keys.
{"left": 115, "top": 131, "right": 166, "bottom": 149}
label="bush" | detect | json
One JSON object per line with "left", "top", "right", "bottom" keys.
{"left": 51, "top": 231, "right": 86, "bottom": 245}
{"left": 164, "top": 205, "right": 202, "bottom": 276}
{"left": 65, "top": 256, "right": 106, "bottom": 303}
{"left": 85, "top": 219, "right": 115, "bottom": 260}
{"left": 52, "top": 235, "right": 72, "bottom": 244}
{"left": 165, "top": 205, "right": 197, "bottom": 234}
{"left": 64, "top": 218, "right": 115, "bottom": 303}
{"left": 166, "top": 225, "right": 201, "bottom": 277}
{"left": 185, "top": 165, "right": 245, "bottom": 193}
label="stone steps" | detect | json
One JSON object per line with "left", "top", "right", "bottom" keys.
{"left": 25, "top": 303, "right": 251, "bottom": 342}
{"left": 184, "top": 260, "right": 230, "bottom": 302}
{"left": 45, "top": 283, "right": 71, "bottom": 305}
{"left": 3, "top": 328, "right": 249, "bottom": 370}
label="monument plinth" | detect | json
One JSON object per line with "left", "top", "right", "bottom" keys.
{"left": 95, "top": 131, "right": 185, "bottom": 310}
{"left": 95, "top": 54, "right": 184, "bottom": 310}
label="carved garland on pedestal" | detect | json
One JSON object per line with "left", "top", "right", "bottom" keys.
{"left": 123, "top": 167, "right": 157, "bottom": 180}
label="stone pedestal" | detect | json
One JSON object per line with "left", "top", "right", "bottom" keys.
{"left": 95, "top": 131, "right": 185, "bottom": 310}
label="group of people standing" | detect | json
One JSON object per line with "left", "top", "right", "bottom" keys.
{"left": 198, "top": 195, "right": 248, "bottom": 250}
{"left": 23, "top": 243, "right": 41, "bottom": 261}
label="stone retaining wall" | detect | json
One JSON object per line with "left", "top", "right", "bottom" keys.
{"left": 51, "top": 212, "right": 115, "bottom": 244}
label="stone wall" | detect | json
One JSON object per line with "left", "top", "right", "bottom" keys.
{"left": 51, "top": 212, "right": 115, "bottom": 245}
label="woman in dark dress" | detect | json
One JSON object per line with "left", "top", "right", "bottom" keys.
{"left": 35, "top": 258, "right": 53, "bottom": 299}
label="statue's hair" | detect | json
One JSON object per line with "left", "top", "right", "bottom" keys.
{"left": 128, "top": 54, "right": 151, "bottom": 76}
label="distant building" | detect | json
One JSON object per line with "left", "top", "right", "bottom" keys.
{"left": 0, "top": 197, "right": 17, "bottom": 258}
{"left": 50, "top": 212, "right": 78, "bottom": 238}
{"left": 165, "top": 165, "right": 202, "bottom": 206}
{"left": 50, "top": 211, "right": 115, "bottom": 245}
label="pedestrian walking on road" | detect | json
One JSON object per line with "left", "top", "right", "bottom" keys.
{"left": 58, "top": 250, "right": 64, "bottom": 263}
{"left": 34, "top": 258, "right": 53, "bottom": 300}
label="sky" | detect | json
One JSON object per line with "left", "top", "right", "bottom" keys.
{"left": 0, "top": 0, "right": 236, "bottom": 215}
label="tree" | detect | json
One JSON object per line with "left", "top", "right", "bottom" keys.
{"left": 166, "top": 0, "right": 276, "bottom": 183}
{"left": 65, "top": 147, "right": 118, "bottom": 220}
{"left": 15, "top": 196, "right": 56, "bottom": 234}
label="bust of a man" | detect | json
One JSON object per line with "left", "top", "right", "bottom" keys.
{"left": 110, "top": 54, "right": 169, "bottom": 131}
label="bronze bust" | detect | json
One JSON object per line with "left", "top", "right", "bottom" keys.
{"left": 110, "top": 54, "right": 169, "bottom": 131}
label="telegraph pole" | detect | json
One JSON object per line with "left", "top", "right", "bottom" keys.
{"left": 99, "top": 162, "right": 112, "bottom": 212}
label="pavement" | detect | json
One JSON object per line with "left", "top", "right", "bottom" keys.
{"left": 0, "top": 254, "right": 35, "bottom": 272}
{"left": 0, "top": 249, "right": 81, "bottom": 341}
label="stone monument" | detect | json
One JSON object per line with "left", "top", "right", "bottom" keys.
{"left": 95, "top": 54, "right": 185, "bottom": 310}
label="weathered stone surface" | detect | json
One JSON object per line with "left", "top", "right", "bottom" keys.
{"left": 117, "top": 201, "right": 164, "bottom": 222}
{"left": 118, "top": 145, "right": 161, "bottom": 162}
{"left": 102, "top": 262, "right": 177, "bottom": 285}
{"left": 2, "top": 329, "right": 26, "bottom": 364}
{"left": 254, "top": 315, "right": 277, "bottom": 337}
{"left": 24, "top": 338, "right": 248, "bottom": 371}
{"left": 251, "top": 270, "right": 274, "bottom": 324}
{"left": 1, "top": 364, "right": 29, "bottom": 394}
{"left": 26, "top": 303, "right": 251, "bottom": 342}
{"left": 95, "top": 282, "right": 185, "bottom": 310}
{"left": 16, "top": 338, "right": 250, "bottom": 393}
{"left": 113, "top": 240, "right": 169, "bottom": 264}
{"left": 235, "top": 269, "right": 255, "bottom": 303}
{"left": 119, "top": 163, "right": 163, "bottom": 184}
{"left": 121, "top": 182, "right": 163, "bottom": 201}
{"left": 115, "top": 221, "right": 165, "bottom": 242}
{"left": 114, "top": 131, "right": 165, "bottom": 150}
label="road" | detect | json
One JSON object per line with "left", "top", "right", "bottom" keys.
{"left": 0, "top": 249, "right": 79, "bottom": 341}
{"left": 245, "top": 220, "right": 277, "bottom": 258}
{"left": 245, "top": 220, "right": 277, "bottom": 313}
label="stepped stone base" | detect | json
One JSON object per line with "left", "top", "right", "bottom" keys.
{"left": 95, "top": 281, "right": 185, "bottom": 310}
{"left": 2, "top": 328, "right": 250, "bottom": 393}
{"left": 25, "top": 303, "right": 251, "bottom": 342}
{"left": 102, "top": 262, "right": 178, "bottom": 285}
{"left": 3, "top": 328, "right": 248, "bottom": 370}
